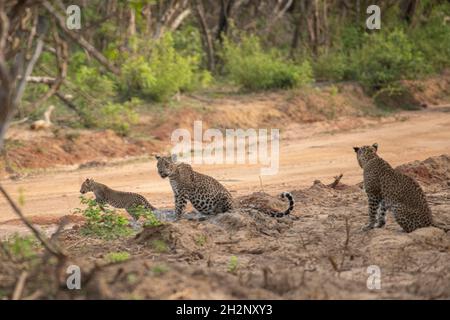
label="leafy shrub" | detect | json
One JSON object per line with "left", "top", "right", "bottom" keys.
{"left": 228, "top": 255, "right": 238, "bottom": 273}
{"left": 105, "top": 251, "right": 130, "bottom": 263}
{"left": 98, "top": 99, "right": 139, "bottom": 136}
{"left": 313, "top": 52, "right": 348, "bottom": 81}
{"left": 75, "top": 196, "right": 133, "bottom": 239}
{"left": 1, "top": 235, "right": 39, "bottom": 260}
{"left": 222, "top": 35, "right": 313, "bottom": 91}
{"left": 120, "top": 34, "right": 210, "bottom": 101}
{"left": 353, "top": 29, "right": 427, "bottom": 91}
{"left": 411, "top": 8, "right": 450, "bottom": 71}
{"left": 130, "top": 205, "right": 162, "bottom": 228}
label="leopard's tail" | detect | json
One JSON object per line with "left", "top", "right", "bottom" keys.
{"left": 270, "top": 192, "right": 294, "bottom": 217}
{"left": 139, "top": 194, "right": 157, "bottom": 211}
{"left": 432, "top": 222, "right": 450, "bottom": 233}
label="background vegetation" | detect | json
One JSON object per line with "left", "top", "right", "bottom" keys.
{"left": 16, "top": 0, "right": 450, "bottom": 134}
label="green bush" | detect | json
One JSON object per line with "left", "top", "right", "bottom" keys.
{"left": 353, "top": 29, "right": 427, "bottom": 91}
{"left": 411, "top": 7, "right": 450, "bottom": 71}
{"left": 75, "top": 196, "right": 133, "bottom": 239}
{"left": 120, "top": 33, "right": 210, "bottom": 101}
{"left": 1, "top": 234, "right": 39, "bottom": 260}
{"left": 129, "top": 205, "right": 162, "bottom": 228}
{"left": 313, "top": 52, "right": 348, "bottom": 81}
{"left": 222, "top": 35, "right": 313, "bottom": 91}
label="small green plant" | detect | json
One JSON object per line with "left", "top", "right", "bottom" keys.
{"left": 195, "top": 234, "right": 207, "bottom": 247}
{"left": 228, "top": 255, "right": 239, "bottom": 273}
{"left": 1, "top": 234, "right": 40, "bottom": 260}
{"left": 130, "top": 205, "right": 162, "bottom": 228}
{"left": 105, "top": 251, "right": 131, "bottom": 263}
{"left": 151, "top": 239, "right": 169, "bottom": 253}
{"left": 151, "top": 264, "right": 169, "bottom": 275}
{"left": 74, "top": 196, "right": 133, "bottom": 239}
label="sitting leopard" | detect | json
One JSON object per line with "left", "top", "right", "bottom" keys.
{"left": 80, "top": 178, "right": 156, "bottom": 227}
{"left": 353, "top": 143, "right": 446, "bottom": 233}
{"left": 155, "top": 155, "right": 295, "bottom": 218}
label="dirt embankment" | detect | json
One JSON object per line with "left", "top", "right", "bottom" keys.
{"left": 2, "top": 71, "right": 450, "bottom": 176}
{"left": 1, "top": 155, "right": 449, "bottom": 299}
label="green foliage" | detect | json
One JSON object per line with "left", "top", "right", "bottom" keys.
{"left": 222, "top": 34, "right": 313, "bottom": 91}
{"left": 313, "top": 52, "right": 347, "bottom": 81}
{"left": 120, "top": 33, "right": 211, "bottom": 101}
{"left": 98, "top": 99, "right": 139, "bottom": 136}
{"left": 1, "top": 234, "right": 40, "bottom": 260}
{"left": 129, "top": 205, "right": 162, "bottom": 228}
{"left": 151, "top": 264, "right": 169, "bottom": 275}
{"left": 411, "top": 7, "right": 450, "bottom": 71}
{"left": 195, "top": 234, "right": 207, "bottom": 247}
{"left": 151, "top": 239, "right": 169, "bottom": 253}
{"left": 228, "top": 255, "right": 239, "bottom": 273}
{"left": 105, "top": 251, "right": 131, "bottom": 263}
{"left": 75, "top": 196, "right": 133, "bottom": 239}
{"left": 352, "top": 29, "right": 427, "bottom": 91}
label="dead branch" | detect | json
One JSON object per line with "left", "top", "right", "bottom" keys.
{"left": 0, "top": 185, "right": 65, "bottom": 259}
{"left": 329, "top": 174, "right": 343, "bottom": 189}
{"left": 12, "top": 271, "right": 28, "bottom": 300}
{"left": 42, "top": 1, "right": 120, "bottom": 75}
{"left": 28, "top": 25, "right": 68, "bottom": 110}
{"left": 26, "top": 75, "right": 56, "bottom": 84}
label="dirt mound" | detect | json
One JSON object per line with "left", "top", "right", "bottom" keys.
{"left": 2, "top": 129, "right": 159, "bottom": 173}
{"left": 396, "top": 154, "right": 450, "bottom": 186}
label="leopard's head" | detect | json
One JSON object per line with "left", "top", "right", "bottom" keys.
{"left": 80, "top": 178, "right": 94, "bottom": 194}
{"left": 155, "top": 154, "right": 177, "bottom": 178}
{"left": 353, "top": 143, "right": 378, "bottom": 168}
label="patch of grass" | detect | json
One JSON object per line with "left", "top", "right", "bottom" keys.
{"left": 75, "top": 196, "right": 134, "bottom": 240}
{"left": 228, "top": 255, "right": 239, "bottom": 273}
{"left": 105, "top": 251, "right": 130, "bottom": 263}
{"left": 131, "top": 205, "right": 162, "bottom": 228}
{"left": 151, "top": 239, "right": 169, "bottom": 253}
{"left": 151, "top": 264, "right": 169, "bottom": 275}
{"left": 195, "top": 234, "right": 207, "bottom": 247}
{"left": 1, "top": 234, "right": 40, "bottom": 260}
{"left": 126, "top": 273, "right": 139, "bottom": 285}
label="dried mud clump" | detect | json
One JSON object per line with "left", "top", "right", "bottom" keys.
{"left": 396, "top": 154, "right": 450, "bottom": 186}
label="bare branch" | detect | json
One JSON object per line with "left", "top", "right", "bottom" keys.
{"left": 0, "top": 185, "right": 65, "bottom": 259}
{"left": 43, "top": 1, "right": 120, "bottom": 75}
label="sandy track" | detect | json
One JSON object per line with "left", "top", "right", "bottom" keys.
{"left": 1, "top": 106, "right": 450, "bottom": 225}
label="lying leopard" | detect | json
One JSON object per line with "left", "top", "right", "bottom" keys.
{"left": 80, "top": 178, "right": 156, "bottom": 227}
{"left": 354, "top": 143, "right": 447, "bottom": 233}
{"left": 155, "top": 155, "right": 294, "bottom": 218}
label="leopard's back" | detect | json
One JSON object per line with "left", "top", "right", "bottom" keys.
{"left": 364, "top": 156, "right": 433, "bottom": 232}
{"left": 103, "top": 189, "right": 155, "bottom": 211}
{"left": 170, "top": 163, "right": 233, "bottom": 214}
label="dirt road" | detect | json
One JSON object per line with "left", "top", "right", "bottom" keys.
{"left": 1, "top": 106, "right": 450, "bottom": 225}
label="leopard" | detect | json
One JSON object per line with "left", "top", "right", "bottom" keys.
{"left": 155, "top": 155, "right": 295, "bottom": 218}
{"left": 80, "top": 178, "right": 156, "bottom": 227}
{"left": 353, "top": 143, "right": 447, "bottom": 233}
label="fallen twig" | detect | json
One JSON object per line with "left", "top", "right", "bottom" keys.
{"left": 12, "top": 271, "right": 28, "bottom": 300}
{"left": 329, "top": 174, "right": 343, "bottom": 189}
{"left": 0, "top": 184, "right": 65, "bottom": 259}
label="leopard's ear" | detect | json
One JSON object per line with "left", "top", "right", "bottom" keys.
{"left": 154, "top": 154, "right": 161, "bottom": 160}
{"left": 372, "top": 143, "right": 378, "bottom": 151}
{"left": 171, "top": 154, "right": 178, "bottom": 162}
{"left": 353, "top": 147, "right": 360, "bottom": 153}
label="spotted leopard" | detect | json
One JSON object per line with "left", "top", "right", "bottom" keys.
{"left": 80, "top": 178, "right": 156, "bottom": 225}
{"left": 155, "top": 155, "right": 294, "bottom": 218}
{"left": 354, "top": 143, "right": 446, "bottom": 233}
